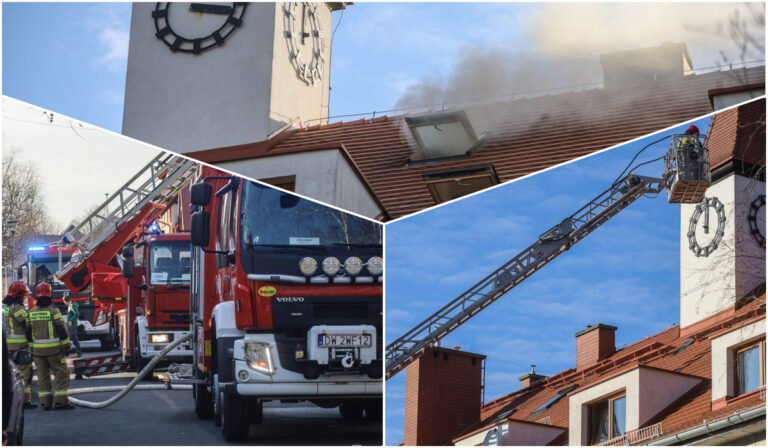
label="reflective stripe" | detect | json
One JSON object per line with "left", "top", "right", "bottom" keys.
{"left": 30, "top": 341, "right": 62, "bottom": 349}
{"left": 49, "top": 320, "right": 54, "bottom": 339}
{"left": 2, "top": 308, "right": 7, "bottom": 316}
{"left": 7, "top": 334, "right": 26, "bottom": 339}
{"left": 34, "top": 338, "right": 59, "bottom": 344}
{"left": 24, "top": 387, "right": 30, "bottom": 392}
{"left": 13, "top": 309, "right": 26, "bottom": 318}
{"left": 60, "top": 338, "right": 71, "bottom": 345}
{"left": 54, "top": 390, "right": 68, "bottom": 396}
{"left": 38, "top": 391, "right": 51, "bottom": 396}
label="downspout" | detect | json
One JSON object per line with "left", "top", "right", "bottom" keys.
{"left": 647, "top": 405, "right": 765, "bottom": 445}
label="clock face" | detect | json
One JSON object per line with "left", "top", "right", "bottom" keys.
{"left": 152, "top": 3, "right": 247, "bottom": 55}
{"left": 283, "top": 2, "right": 325, "bottom": 85}
{"left": 687, "top": 196, "right": 726, "bottom": 257}
{"left": 747, "top": 195, "right": 766, "bottom": 248}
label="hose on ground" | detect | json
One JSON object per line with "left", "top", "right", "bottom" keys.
{"left": 68, "top": 332, "right": 192, "bottom": 409}
{"left": 68, "top": 384, "right": 192, "bottom": 395}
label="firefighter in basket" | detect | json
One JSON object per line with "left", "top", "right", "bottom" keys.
{"left": 678, "top": 125, "right": 703, "bottom": 160}
{"left": 26, "top": 282, "right": 75, "bottom": 410}
{"left": 3, "top": 281, "right": 36, "bottom": 409}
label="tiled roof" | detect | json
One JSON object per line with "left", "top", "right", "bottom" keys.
{"left": 189, "top": 66, "right": 764, "bottom": 220}
{"left": 708, "top": 98, "right": 766, "bottom": 170}
{"left": 454, "top": 288, "right": 766, "bottom": 445}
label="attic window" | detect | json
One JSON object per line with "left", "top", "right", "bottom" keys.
{"left": 406, "top": 111, "right": 483, "bottom": 162}
{"left": 529, "top": 384, "right": 578, "bottom": 417}
{"left": 674, "top": 338, "right": 695, "bottom": 354}
{"left": 423, "top": 165, "right": 499, "bottom": 204}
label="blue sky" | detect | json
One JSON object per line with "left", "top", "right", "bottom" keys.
{"left": 2, "top": 3, "right": 761, "bottom": 133}
{"left": 383, "top": 116, "right": 713, "bottom": 444}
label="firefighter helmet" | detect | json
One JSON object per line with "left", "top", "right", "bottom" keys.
{"left": 35, "top": 282, "right": 53, "bottom": 297}
{"left": 687, "top": 125, "right": 700, "bottom": 134}
{"left": 8, "top": 281, "right": 27, "bottom": 298}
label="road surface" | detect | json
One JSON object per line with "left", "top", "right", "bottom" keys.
{"left": 24, "top": 341, "right": 382, "bottom": 445}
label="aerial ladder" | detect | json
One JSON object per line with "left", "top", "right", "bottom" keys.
{"left": 385, "top": 134, "right": 711, "bottom": 379}
{"left": 53, "top": 152, "right": 197, "bottom": 377}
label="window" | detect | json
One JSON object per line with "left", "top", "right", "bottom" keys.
{"left": 734, "top": 340, "right": 765, "bottom": 396}
{"left": 588, "top": 393, "right": 626, "bottom": 444}
{"left": 423, "top": 165, "right": 499, "bottom": 204}
{"left": 406, "top": 110, "right": 484, "bottom": 162}
{"left": 149, "top": 241, "right": 191, "bottom": 285}
{"left": 530, "top": 385, "right": 577, "bottom": 417}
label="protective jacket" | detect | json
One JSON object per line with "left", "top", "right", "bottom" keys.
{"left": 25, "top": 296, "right": 70, "bottom": 356}
{"left": 3, "top": 295, "right": 29, "bottom": 351}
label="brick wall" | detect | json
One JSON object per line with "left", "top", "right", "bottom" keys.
{"left": 575, "top": 324, "right": 616, "bottom": 371}
{"left": 404, "top": 347, "right": 485, "bottom": 446}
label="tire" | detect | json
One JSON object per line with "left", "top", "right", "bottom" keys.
{"left": 194, "top": 369, "right": 213, "bottom": 419}
{"left": 364, "top": 399, "right": 382, "bottom": 420}
{"left": 100, "top": 322, "right": 116, "bottom": 350}
{"left": 339, "top": 401, "right": 365, "bottom": 420}
{"left": 221, "top": 391, "right": 250, "bottom": 442}
{"left": 134, "top": 332, "right": 152, "bottom": 381}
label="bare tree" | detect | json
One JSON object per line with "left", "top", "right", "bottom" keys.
{"left": 2, "top": 153, "right": 59, "bottom": 273}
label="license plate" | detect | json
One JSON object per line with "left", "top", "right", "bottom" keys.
{"left": 318, "top": 334, "right": 372, "bottom": 348}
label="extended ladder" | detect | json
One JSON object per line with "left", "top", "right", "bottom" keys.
{"left": 56, "top": 152, "right": 197, "bottom": 279}
{"left": 385, "top": 135, "right": 711, "bottom": 379}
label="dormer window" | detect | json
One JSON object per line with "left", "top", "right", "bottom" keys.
{"left": 588, "top": 393, "right": 626, "bottom": 444}
{"left": 734, "top": 340, "right": 765, "bottom": 396}
{"left": 406, "top": 111, "right": 485, "bottom": 163}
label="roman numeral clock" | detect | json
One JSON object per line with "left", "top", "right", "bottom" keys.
{"left": 152, "top": 3, "right": 247, "bottom": 54}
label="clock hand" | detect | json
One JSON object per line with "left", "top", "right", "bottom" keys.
{"left": 189, "top": 3, "right": 233, "bottom": 15}
{"left": 703, "top": 204, "right": 710, "bottom": 234}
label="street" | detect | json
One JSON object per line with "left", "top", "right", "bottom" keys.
{"left": 24, "top": 341, "right": 382, "bottom": 445}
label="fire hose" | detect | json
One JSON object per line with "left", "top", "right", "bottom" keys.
{"left": 68, "top": 332, "right": 192, "bottom": 409}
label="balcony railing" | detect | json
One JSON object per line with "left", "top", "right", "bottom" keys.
{"left": 597, "top": 422, "right": 663, "bottom": 446}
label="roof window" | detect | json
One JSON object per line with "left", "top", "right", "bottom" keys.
{"left": 529, "top": 384, "right": 578, "bottom": 417}
{"left": 406, "top": 110, "right": 485, "bottom": 163}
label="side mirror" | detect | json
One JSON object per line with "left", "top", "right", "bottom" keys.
{"left": 17, "top": 266, "right": 23, "bottom": 281}
{"left": 138, "top": 283, "right": 148, "bottom": 291}
{"left": 122, "top": 257, "right": 135, "bottom": 278}
{"left": 191, "top": 182, "right": 212, "bottom": 206}
{"left": 191, "top": 210, "right": 210, "bottom": 247}
{"left": 122, "top": 246, "right": 134, "bottom": 258}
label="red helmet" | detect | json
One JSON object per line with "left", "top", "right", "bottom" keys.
{"left": 8, "top": 281, "right": 27, "bottom": 298}
{"left": 688, "top": 125, "right": 700, "bottom": 134}
{"left": 35, "top": 282, "right": 53, "bottom": 297}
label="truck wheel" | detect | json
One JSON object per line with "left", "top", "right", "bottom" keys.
{"left": 221, "top": 392, "right": 250, "bottom": 442}
{"left": 365, "top": 399, "right": 382, "bottom": 420}
{"left": 100, "top": 323, "right": 116, "bottom": 350}
{"left": 339, "top": 401, "right": 365, "bottom": 420}
{"left": 134, "top": 332, "right": 152, "bottom": 381}
{"left": 194, "top": 369, "right": 213, "bottom": 419}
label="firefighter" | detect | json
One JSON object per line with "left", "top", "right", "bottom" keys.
{"left": 26, "top": 282, "right": 74, "bottom": 410}
{"left": 679, "top": 125, "right": 701, "bottom": 147}
{"left": 3, "top": 281, "right": 36, "bottom": 409}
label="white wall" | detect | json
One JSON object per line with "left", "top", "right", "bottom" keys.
{"left": 712, "top": 89, "right": 765, "bottom": 111}
{"left": 679, "top": 173, "right": 766, "bottom": 329}
{"left": 711, "top": 319, "right": 766, "bottom": 400}
{"left": 218, "top": 149, "right": 383, "bottom": 219}
{"left": 123, "top": 3, "right": 333, "bottom": 154}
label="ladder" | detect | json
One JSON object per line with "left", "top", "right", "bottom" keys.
{"left": 385, "top": 135, "right": 710, "bottom": 379}
{"left": 56, "top": 153, "right": 197, "bottom": 279}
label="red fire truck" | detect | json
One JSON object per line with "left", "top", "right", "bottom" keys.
{"left": 121, "top": 232, "right": 192, "bottom": 373}
{"left": 189, "top": 165, "right": 383, "bottom": 441}
{"left": 20, "top": 242, "right": 117, "bottom": 349}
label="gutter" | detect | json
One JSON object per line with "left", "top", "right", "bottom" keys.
{"left": 647, "top": 405, "right": 765, "bottom": 446}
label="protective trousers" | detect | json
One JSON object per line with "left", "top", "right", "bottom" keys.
{"left": 34, "top": 354, "right": 70, "bottom": 408}
{"left": 9, "top": 349, "right": 33, "bottom": 403}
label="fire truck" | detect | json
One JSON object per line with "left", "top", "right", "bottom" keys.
{"left": 54, "top": 153, "right": 197, "bottom": 375}
{"left": 189, "top": 165, "right": 383, "bottom": 441}
{"left": 20, "top": 242, "right": 117, "bottom": 350}
{"left": 120, "top": 232, "right": 192, "bottom": 373}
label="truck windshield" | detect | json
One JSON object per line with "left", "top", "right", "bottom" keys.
{"left": 29, "top": 255, "right": 69, "bottom": 286}
{"left": 149, "top": 240, "right": 191, "bottom": 285}
{"left": 240, "top": 182, "right": 382, "bottom": 247}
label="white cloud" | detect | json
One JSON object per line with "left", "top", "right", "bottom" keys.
{"left": 85, "top": 3, "right": 130, "bottom": 73}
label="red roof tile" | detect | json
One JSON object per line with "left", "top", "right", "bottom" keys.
{"left": 708, "top": 98, "right": 766, "bottom": 170}
{"left": 188, "top": 66, "right": 764, "bottom": 220}
{"left": 453, "top": 287, "right": 766, "bottom": 445}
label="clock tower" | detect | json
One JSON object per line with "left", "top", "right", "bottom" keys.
{"left": 122, "top": 2, "right": 340, "bottom": 154}
{"left": 679, "top": 100, "right": 766, "bottom": 334}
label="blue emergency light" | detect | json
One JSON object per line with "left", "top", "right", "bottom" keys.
{"left": 28, "top": 246, "right": 46, "bottom": 251}
{"left": 149, "top": 223, "right": 160, "bottom": 232}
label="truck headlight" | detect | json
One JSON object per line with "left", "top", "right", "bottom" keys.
{"left": 94, "top": 310, "right": 108, "bottom": 326}
{"left": 322, "top": 257, "right": 340, "bottom": 276}
{"left": 244, "top": 342, "right": 275, "bottom": 375}
{"left": 344, "top": 257, "right": 363, "bottom": 275}
{"left": 366, "top": 256, "right": 383, "bottom": 275}
{"left": 149, "top": 333, "right": 172, "bottom": 344}
{"left": 299, "top": 257, "right": 317, "bottom": 276}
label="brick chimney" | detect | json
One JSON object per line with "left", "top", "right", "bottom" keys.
{"left": 404, "top": 347, "right": 485, "bottom": 446}
{"left": 575, "top": 324, "right": 617, "bottom": 370}
{"left": 519, "top": 365, "right": 547, "bottom": 389}
{"left": 600, "top": 42, "right": 692, "bottom": 89}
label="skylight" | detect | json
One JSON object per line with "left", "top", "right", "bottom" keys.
{"left": 406, "top": 110, "right": 482, "bottom": 162}
{"left": 529, "top": 385, "right": 579, "bottom": 417}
